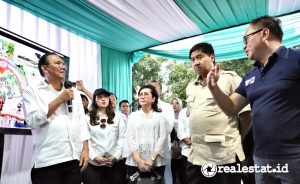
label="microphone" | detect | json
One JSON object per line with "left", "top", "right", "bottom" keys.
{"left": 64, "top": 80, "right": 73, "bottom": 113}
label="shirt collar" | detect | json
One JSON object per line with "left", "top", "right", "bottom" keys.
{"left": 253, "top": 46, "right": 286, "bottom": 67}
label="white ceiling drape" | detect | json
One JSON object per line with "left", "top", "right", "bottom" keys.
{"left": 0, "top": 0, "right": 101, "bottom": 91}
{"left": 88, "top": 0, "right": 200, "bottom": 43}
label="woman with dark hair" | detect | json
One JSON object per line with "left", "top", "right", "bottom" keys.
{"left": 125, "top": 84, "right": 168, "bottom": 184}
{"left": 82, "top": 88, "right": 126, "bottom": 184}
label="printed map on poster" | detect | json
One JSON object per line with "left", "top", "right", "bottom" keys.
{"left": 0, "top": 35, "right": 45, "bottom": 128}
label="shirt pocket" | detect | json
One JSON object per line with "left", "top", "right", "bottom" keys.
{"left": 202, "top": 93, "right": 222, "bottom": 113}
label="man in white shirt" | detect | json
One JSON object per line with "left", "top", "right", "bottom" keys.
{"left": 150, "top": 80, "right": 175, "bottom": 184}
{"left": 119, "top": 99, "right": 130, "bottom": 119}
{"left": 23, "top": 53, "right": 89, "bottom": 184}
{"left": 177, "top": 107, "right": 191, "bottom": 183}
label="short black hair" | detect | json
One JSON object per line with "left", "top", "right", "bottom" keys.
{"left": 119, "top": 100, "right": 130, "bottom": 107}
{"left": 38, "top": 52, "right": 58, "bottom": 77}
{"left": 189, "top": 42, "right": 215, "bottom": 62}
{"left": 80, "top": 94, "right": 88, "bottom": 101}
{"left": 150, "top": 80, "right": 162, "bottom": 90}
{"left": 250, "top": 16, "right": 283, "bottom": 42}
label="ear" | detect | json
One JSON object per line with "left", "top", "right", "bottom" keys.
{"left": 41, "top": 65, "right": 48, "bottom": 75}
{"left": 262, "top": 28, "right": 270, "bottom": 41}
{"left": 210, "top": 54, "right": 215, "bottom": 65}
{"left": 211, "top": 54, "right": 215, "bottom": 62}
{"left": 152, "top": 97, "right": 156, "bottom": 103}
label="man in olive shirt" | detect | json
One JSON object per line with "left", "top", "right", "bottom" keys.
{"left": 185, "top": 43, "right": 252, "bottom": 184}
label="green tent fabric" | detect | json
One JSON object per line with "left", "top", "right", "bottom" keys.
{"left": 4, "top": 0, "right": 300, "bottom": 103}
{"left": 101, "top": 46, "right": 133, "bottom": 103}
{"left": 144, "top": 11, "right": 300, "bottom": 61}
{"left": 175, "top": 0, "right": 268, "bottom": 32}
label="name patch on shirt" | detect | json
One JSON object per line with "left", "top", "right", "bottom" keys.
{"left": 245, "top": 76, "right": 255, "bottom": 86}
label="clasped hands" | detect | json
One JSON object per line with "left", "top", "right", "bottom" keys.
{"left": 94, "top": 156, "right": 117, "bottom": 167}
{"left": 137, "top": 159, "right": 154, "bottom": 172}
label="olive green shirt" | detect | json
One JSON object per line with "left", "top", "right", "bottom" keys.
{"left": 186, "top": 70, "right": 249, "bottom": 166}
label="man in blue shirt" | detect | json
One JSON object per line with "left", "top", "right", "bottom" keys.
{"left": 207, "top": 16, "right": 300, "bottom": 184}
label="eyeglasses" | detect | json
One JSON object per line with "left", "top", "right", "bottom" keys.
{"left": 243, "top": 29, "right": 263, "bottom": 45}
{"left": 48, "top": 61, "right": 67, "bottom": 69}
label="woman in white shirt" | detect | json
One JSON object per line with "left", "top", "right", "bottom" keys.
{"left": 126, "top": 84, "right": 168, "bottom": 183}
{"left": 82, "top": 88, "right": 126, "bottom": 184}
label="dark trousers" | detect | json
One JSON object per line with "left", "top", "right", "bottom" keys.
{"left": 119, "top": 158, "right": 127, "bottom": 184}
{"left": 241, "top": 127, "right": 255, "bottom": 184}
{"left": 31, "top": 160, "right": 81, "bottom": 184}
{"left": 82, "top": 162, "right": 123, "bottom": 184}
{"left": 171, "top": 156, "right": 187, "bottom": 184}
{"left": 185, "top": 161, "right": 242, "bottom": 184}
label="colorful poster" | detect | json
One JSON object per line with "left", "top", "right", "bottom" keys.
{"left": 0, "top": 35, "right": 45, "bottom": 128}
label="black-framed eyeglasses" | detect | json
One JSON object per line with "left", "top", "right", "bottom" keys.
{"left": 243, "top": 29, "right": 263, "bottom": 45}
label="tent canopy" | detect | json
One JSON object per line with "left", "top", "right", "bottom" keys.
{"left": 4, "top": 0, "right": 300, "bottom": 103}
{"left": 4, "top": 0, "right": 300, "bottom": 61}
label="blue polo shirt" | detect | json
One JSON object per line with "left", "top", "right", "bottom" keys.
{"left": 235, "top": 46, "right": 300, "bottom": 159}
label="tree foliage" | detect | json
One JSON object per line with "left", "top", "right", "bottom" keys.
{"left": 132, "top": 54, "right": 166, "bottom": 94}
{"left": 132, "top": 55, "right": 254, "bottom": 109}
{"left": 166, "top": 61, "right": 196, "bottom": 102}
{"left": 219, "top": 59, "right": 254, "bottom": 77}
{"left": 131, "top": 54, "right": 167, "bottom": 110}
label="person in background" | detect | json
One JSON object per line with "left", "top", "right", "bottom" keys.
{"left": 80, "top": 94, "right": 89, "bottom": 114}
{"left": 185, "top": 43, "right": 252, "bottom": 184}
{"left": 207, "top": 16, "right": 300, "bottom": 184}
{"left": 82, "top": 88, "right": 126, "bottom": 184}
{"left": 126, "top": 84, "right": 168, "bottom": 184}
{"left": 23, "top": 52, "right": 89, "bottom": 184}
{"left": 76, "top": 80, "right": 92, "bottom": 114}
{"left": 170, "top": 97, "right": 185, "bottom": 184}
{"left": 119, "top": 99, "right": 130, "bottom": 118}
{"left": 150, "top": 80, "right": 174, "bottom": 184}
{"left": 109, "top": 93, "right": 118, "bottom": 112}
{"left": 118, "top": 99, "right": 131, "bottom": 183}
{"left": 177, "top": 107, "right": 191, "bottom": 184}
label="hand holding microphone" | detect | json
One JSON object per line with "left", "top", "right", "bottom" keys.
{"left": 63, "top": 80, "right": 74, "bottom": 112}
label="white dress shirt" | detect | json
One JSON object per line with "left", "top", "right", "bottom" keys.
{"left": 23, "top": 81, "right": 89, "bottom": 168}
{"left": 177, "top": 108, "right": 190, "bottom": 157}
{"left": 125, "top": 110, "right": 169, "bottom": 167}
{"left": 86, "top": 112, "right": 126, "bottom": 166}
{"left": 157, "top": 99, "right": 174, "bottom": 134}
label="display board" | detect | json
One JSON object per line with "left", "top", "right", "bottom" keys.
{"left": 0, "top": 27, "right": 69, "bottom": 135}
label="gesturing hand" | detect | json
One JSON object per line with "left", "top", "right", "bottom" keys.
{"left": 207, "top": 63, "right": 220, "bottom": 89}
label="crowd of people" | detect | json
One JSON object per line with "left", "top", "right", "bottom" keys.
{"left": 22, "top": 15, "right": 300, "bottom": 184}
